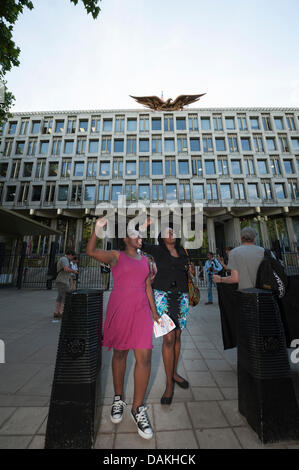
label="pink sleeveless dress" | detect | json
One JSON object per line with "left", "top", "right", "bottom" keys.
{"left": 102, "top": 252, "right": 153, "bottom": 351}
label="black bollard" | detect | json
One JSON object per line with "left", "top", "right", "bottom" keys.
{"left": 237, "top": 288, "right": 299, "bottom": 443}
{"left": 45, "top": 289, "right": 103, "bottom": 449}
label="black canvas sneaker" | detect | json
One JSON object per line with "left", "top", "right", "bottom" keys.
{"left": 110, "top": 395, "right": 127, "bottom": 424}
{"left": 131, "top": 405, "right": 153, "bottom": 439}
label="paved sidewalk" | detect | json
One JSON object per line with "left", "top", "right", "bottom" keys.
{"left": 0, "top": 287, "right": 299, "bottom": 449}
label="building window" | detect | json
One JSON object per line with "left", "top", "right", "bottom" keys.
{"left": 45, "top": 183, "right": 55, "bottom": 203}
{"left": 179, "top": 181, "right": 191, "bottom": 201}
{"left": 177, "top": 135, "right": 188, "bottom": 153}
{"left": 270, "top": 157, "right": 281, "bottom": 176}
{"left": 100, "top": 162, "right": 110, "bottom": 176}
{"left": 164, "top": 115, "right": 174, "bottom": 132}
{"left": 55, "top": 120, "right": 65, "bottom": 133}
{"left": 67, "top": 117, "right": 77, "bottom": 134}
{"left": 220, "top": 183, "right": 232, "bottom": 199}
{"left": 98, "top": 183, "right": 109, "bottom": 201}
{"left": 260, "top": 181, "right": 273, "bottom": 200}
{"left": 84, "top": 185, "right": 96, "bottom": 201}
{"left": 89, "top": 139, "right": 99, "bottom": 153}
{"left": 6, "top": 186, "right": 16, "bottom": 202}
{"left": 228, "top": 135, "right": 238, "bottom": 152}
{"left": 61, "top": 160, "right": 71, "bottom": 178}
{"left": 20, "top": 119, "right": 29, "bottom": 135}
{"left": 74, "top": 162, "right": 85, "bottom": 177}
{"left": 247, "top": 183, "right": 259, "bottom": 199}
{"left": 76, "top": 138, "right": 86, "bottom": 155}
{"left": 262, "top": 115, "right": 272, "bottom": 131}
{"left": 275, "top": 183, "right": 286, "bottom": 199}
{"left": 0, "top": 123, "right": 5, "bottom": 136}
{"left": 127, "top": 118, "right": 137, "bottom": 132}
{"left": 18, "top": 183, "right": 29, "bottom": 203}
{"left": 152, "top": 136, "right": 162, "bottom": 154}
{"left": 176, "top": 117, "right": 186, "bottom": 131}
{"left": 257, "top": 159, "right": 268, "bottom": 175}
{"left": 139, "top": 138, "right": 149, "bottom": 152}
{"left": 16, "top": 141, "right": 25, "bottom": 155}
{"left": 283, "top": 159, "right": 294, "bottom": 174}
{"left": 190, "top": 138, "right": 200, "bottom": 152}
{"left": 241, "top": 137, "right": 251, "bottom": 151}
{"left": 238, "top": 116, "right": 248, "bottom": 131}
{"left": 218, "top": 158, "right": 228, "bottom": 175}
{"left": 164, "top": 138, "right": 175, "bottom": 152}
{"left": 114, "top": 139, "right": 124, "bottom": 153}
{"left": 127, "top": 136, "right": 137, "bottom": 154}
{"left": 166, "top": 184, "right": 177, "bottom": 200}
{"left": 206, "top": 181, "right": 218, "bottom": 200}
{"left": 8, "top": 122, "right": 17, "bottom": 134}
{"left": 201, "top": 117, "right": 211, "bottom": 130}
{"left": 205, "top": 160, "right": 216, "bottom": 175}
{"left": 288, "top": 180, "right": 299, "bottom": 199}
{"left": 278, "top": 135, "right": 289, "bottom": 153}
{"left": 64, "top": 140, "right": 74, "bottom": 154}
{"left": 139, "top": 115, "right": 149, "bottom": 132}
{"left": 71, "top": 183, "right": 82, "bottom": 203}
{"left": 10, "top": 160, "right": 21, "bottom": 179}
{"left": 250, "top": 117, "right": 260, "bottom": 130}
{"left": 23, "top": 162, "right": 33, "bottom": 178}
{"left": 231, "top": 160, "right": 242, "bottom": 175}
{"left": 58, "top": 185, "right": 68, "bottom": 202}
{"left": 274, "top": 117, "right": 284, "bottom": 130}
{"left": 139, "top": 158, "right": 149, "bottom": 177}
{"left": 103, "top": 119, "right": 113, "bottom": 132}
{"left": 152, "top": 118, "right": 161, "bottom": 131}
{"left": 111, "top": 185, "right": 123, "bottom": 201}
{"left": 31, "top": 121, "right": 41, "bottom": 134}
{"left": 286, "top": 115, "right": 296, "bottom": 131}
{"left": 291, "top": 138, "right": 299, "bottom": 151}
{"left": 165, "top": 158, "right": 176, "bottom": 177}
{"left": 192, "top": 158, "right": 203, "bottom": 177}
{"left": 213, "top": 116, "right": 223, "bottom": 131}
{"left": 125, "top": 183, "right": 137, "bottom": 201}
{"left": 202, "top": 135, "right": 213, "bottom": 152}
{"left": 4, "top": 139, "right": 13, "bottom": 157}
{"left": 253, "top": 135, "right": 264, "bottom": 152}
{"left": 193, "top": 184, "right": 204, "bottom": 200}
{"left": 91, "top": 116, "right": 101, "bottom": 133}
{"left": 42, "top": 118, "right": 53, "bottom": 134}
{"left": 101, "top": 136, "right": 111, "bottom": 154}
{"left": 152, "top": 160, "right": 163, "bottom": 175}
{"left": 188, "top": 115, "right": 198, "bottom": 131}
{"left": 126, "top": 161, "right": 136, "bottom": 176}
{"left": 215, "top": 138, "right": 226, "bottom": 152}
{"left": 266, "top": 137, "right": 276, "bottom": 151}
{"left": 0, "top": 162, "right": 8, "bottom": 177}
{"left": 139, "top": 184, "right": 150, "bottom": 200}
{"left": 113, "top": 159, "right": 123, "bottom": 178}
{"left": 40, "top": 141, "right": 49, "bottom": 155}
{"left": 244, "top": 158, "right": 255, "bottom": 175}
{"left": 152, "top": 181, "right": 164, "bottom": 201}
{"left": 115, "top": 116, "right": 124, "bottom": 133}
{"left": 225, "top": 117, "right": 235, "bottom": 130}
{"left": 48, "top": 162, "right": 59, "bottom": 177}
{"left": 178, "top": 160, "right": 189, "bottom": 175}
{"left": 51, "top": 138, "right": 62, "bottom": 156}
{"left": 234, "top": 182, "right": 245, "bottom": 200}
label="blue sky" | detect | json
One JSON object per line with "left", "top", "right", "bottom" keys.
{"left": 6, "top": 0, "right": 299, "bottom": 112}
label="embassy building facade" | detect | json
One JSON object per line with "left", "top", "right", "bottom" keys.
{"left": 0, "top": 107, "right": 299, "bottom": 257}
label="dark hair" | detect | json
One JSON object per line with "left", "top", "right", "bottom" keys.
{"left": 158, "top": 229, "right": 181, "bottom": 252}
{"left": 66, "top": 249, "right": 76, "bottom": 256}
{"left": 118, "top": 238, "right": 127, "bottom": 251}
{"left": 207, "top": 251, "right": 214, "bottom": 257}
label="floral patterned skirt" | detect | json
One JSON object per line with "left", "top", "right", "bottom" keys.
{"left": 153, "top": 289, "right": 189, "bottom": 331}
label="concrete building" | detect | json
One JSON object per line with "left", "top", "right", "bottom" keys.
{"left": 0, "top": 107, "right": 299, "bottom": 257}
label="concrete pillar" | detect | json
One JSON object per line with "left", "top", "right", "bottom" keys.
{"left": 207, "top": 218, "right": 216, "bottom": 253}
{"left": 285, "top": 216, "right": 297, "bottom": 251}
{"left": 49, "top": 219, "right": 57, "bottom": 253}
{"left": 75, "top": 218, "right": 83, "bottom": 253}
{"left": 260, "top": 219, "right": 270, "bottom": 249}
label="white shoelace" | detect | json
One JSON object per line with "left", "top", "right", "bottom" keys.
{"left": 112, "top": 400, "right": 126, "bottom": 415}
{"left": 136, "top": 407, "right": 151, "bottom": 429}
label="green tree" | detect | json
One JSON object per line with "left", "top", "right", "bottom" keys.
{"left": 0, "top": 0, "right": 101, "bottom": 124}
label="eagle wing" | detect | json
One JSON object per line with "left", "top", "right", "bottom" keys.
{"left": 130, "top": 95, "right": 164, "bottom": 110}
{"left": 170, "top": 93, "right": 206, "bottom": 109}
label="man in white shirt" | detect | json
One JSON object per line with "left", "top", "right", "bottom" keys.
{"left": 204, "top": 252, "right": 223, "bottom": 304}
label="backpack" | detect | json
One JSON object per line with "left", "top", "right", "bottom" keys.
{"left": 255, "top": 249, "right": 288, "bottom": 298}
{"left": 47, "top": 260, "right": 64, "bottom": 281}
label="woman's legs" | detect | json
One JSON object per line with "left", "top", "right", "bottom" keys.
{"left": 112, "top": 349, "right": 129, "bottom": 398}
{"left": 161, "top": 330, "right": 176, "bottom": 397}
{"left": 132, "top": 349, "right": 152, "bottom": 411}
{"left": 173, "top": 328, "right": 187, "bottom": 383}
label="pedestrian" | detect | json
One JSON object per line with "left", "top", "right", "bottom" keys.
{"left": 204, "top": 252, "right": 223, "bottom": 304}
{"left": 216, "top": 247, "right": 233, "bottom": 276}
{"left": 140, "top": 221, "right": 193, "bottom": 405}
{"left": 213, "top": 227, "right": 264, "bottom": 289}
{"left": 54, "top": 249, "right": 78, "bottom": 319}
{"left": 69, "top": 256, "right": 79, "bottom": 291}
{"left": 86, "top": 218, "right": 161, "bottom": 440}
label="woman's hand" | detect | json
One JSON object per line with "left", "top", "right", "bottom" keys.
{"left": 213, "top": 274, "right": 221, "bottom": 283}
{"left": 188, "top": 263, "right": 195, "bottom": 276}
{"left": 153, "top": 312, "right": 162, "bottom": 324}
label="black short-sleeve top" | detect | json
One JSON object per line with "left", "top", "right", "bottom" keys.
{"left": 142, "top": 241, "right": 189, "bottom": 293}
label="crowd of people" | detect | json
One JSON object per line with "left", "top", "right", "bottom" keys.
{"left": 54, "top": 222, "right": 272, "bottom": 440}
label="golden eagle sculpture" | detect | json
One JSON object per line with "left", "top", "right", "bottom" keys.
{"left": 130, "top": 93, "right": 206, "bottom": 111}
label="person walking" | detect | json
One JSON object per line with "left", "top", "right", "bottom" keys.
{"left": 140, "top": 222, "right": 193, "bottom": 405}
{"left": 69, "top": 256, "right": 79, "bottom": 291}
{"left": 204, "top": 252, "right": 223, "bottom": 304}
{"left": 54, "top": 249, "right": 78, "bottom": 319}
{"left": 86, "top": 218, "right": 161, "bottom": 440}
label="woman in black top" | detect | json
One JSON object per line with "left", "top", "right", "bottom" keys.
{"left": 141, "top": 226, "right": 192, "bottom": 405}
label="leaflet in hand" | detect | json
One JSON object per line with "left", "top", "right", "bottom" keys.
{"left": 153, "top": 314, "right": 176, "bottom": 338}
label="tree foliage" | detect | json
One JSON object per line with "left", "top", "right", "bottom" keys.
{"left": 0, "top": 0, "right": 101, "bottom": 124}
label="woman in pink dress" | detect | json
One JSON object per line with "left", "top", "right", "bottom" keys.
{"left": 86, "top": 218, "right": 160, "bottom": 440}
